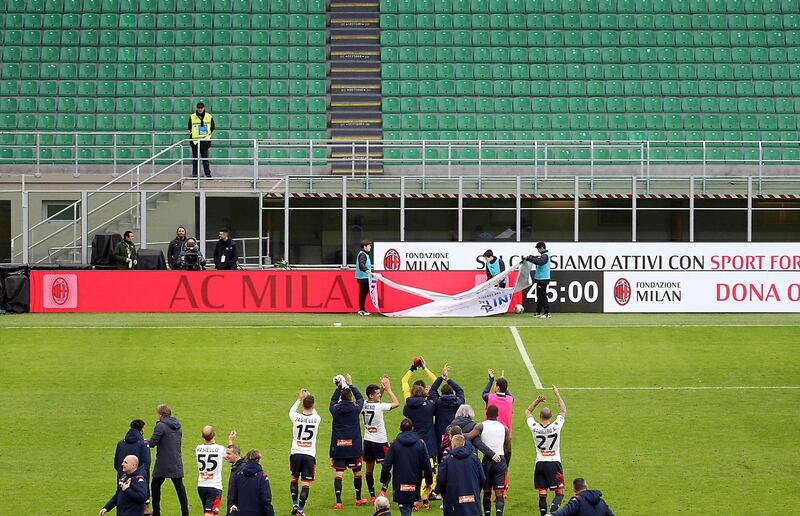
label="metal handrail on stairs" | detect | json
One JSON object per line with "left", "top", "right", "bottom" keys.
{"left": 11, "top": 140, "right": 187, "bottom": 262}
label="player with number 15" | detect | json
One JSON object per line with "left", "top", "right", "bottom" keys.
{"left": 289, "top": 388, "right": 321, "bottom": 516}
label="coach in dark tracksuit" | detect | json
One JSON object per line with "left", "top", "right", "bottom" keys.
{"left": 381, "top": 419, "right": 433, "bottom": 516}
{"left": 148, "top": 405, "right": 189, "bottom": 516}
{"left": 437, "top": 436, "right": 485, "bottom": 516}
{"left": 525, "top": 241, "right": 552, "bottom": 317}
{"left": 229, "top": 453, "right": 275, "bottom": 516}
{"left": 403, "top": 386, "right": 439, "bottom": 464}
{"left": 552, "top": 478, "right": 614, "bottom": 516}
{"left": 429, "top": 375, "right": 465, "bottom": 461}
{"left": 227, "top": 451, "right": 246, "bottom": 516}
{"left": 101, "top": 459, "right": 150, "bottom": 516}
{"left": 114, "top": 420, "right": 151, "bottom": 483}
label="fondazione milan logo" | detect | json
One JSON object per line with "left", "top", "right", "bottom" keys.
{"left": 613, "top": 278, "right": 632, "bottom": 306}
{"left": 43, "top": 274, "right": 78, "bottom": 309}
{"left": 383, "top": 249, "right": 401, "bottom": 271}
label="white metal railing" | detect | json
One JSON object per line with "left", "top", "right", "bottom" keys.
{"left": 3, "top": 133, "right": 800, "bottom": 179}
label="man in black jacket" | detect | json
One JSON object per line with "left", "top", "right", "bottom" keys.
{"left": 330, "top": 375, "right": 367, "bottom": 509}
{"left": 550, "top": 478, "right": 614, "bottom": 516}
{"left": 380, "top": 419, "right": 433, "bottom": 516}
{"left": 436, "top": 435, "right": 485, "bottom": 516}
{"left": 225, "top": 432, "right": 245, "bottom": 516}
{"left": 148, "top": 404, "right": 189, "bottom": 516}
{"left": 100, "top": 455, "right": 149, "bottom": 516}
{"left": 428, "top": 364, "right": 465, "bottom": 461}
{"left": 114, "top": 420, "right": 151, "bottom": 484}
{"left": 167, "top": 226, "right": 187, "bottom": 270}
{"left": 214, "top": 229, "right": 238, "bottom": 270}
{"left": 229, "top": 450, "right": 275, "bottom": 516}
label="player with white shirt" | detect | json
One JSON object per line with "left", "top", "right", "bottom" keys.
{"left": 289, "top": 389, "right": 321, "bottom": 516}
{"left": 362, "top": 375, "right": 400, "bottom": 501}
{"left": 195, "top": 425, "right": 227, "bottom": 516}
{"left": 525, "top": 385, "right": 567, "bottom": 516}
{"left": 465, "top": 404, "right": 511, "bottom": 516}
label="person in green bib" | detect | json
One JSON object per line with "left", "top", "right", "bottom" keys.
{"left": 355, "top": 240, "right": 373, "bottom": 316}
{"left": 188, "top": 102, "right": 215, "bottom": 178}
{"left": 483, "top": 249, "right": 506, "bottom": 288}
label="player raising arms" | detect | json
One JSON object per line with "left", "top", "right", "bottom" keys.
{"left": 525, "top": 385, "right": 567, "bottom": 516}
{"left": 329, "top": 374, "right": 367, "bottom": 509}
{"left": 362, "top": 375, "right": 400, "bottom": 502}
{"left": 195, "top": 425, "right": 227, "bottom": 516}
{"left": 401, "top": 356, "right": 437, "bottom": 400}
{"left": 289, "top": 389, "right": 320, "bottom": 516}
{"left": 465, "top": 405, "right": 511, "bottom": 516}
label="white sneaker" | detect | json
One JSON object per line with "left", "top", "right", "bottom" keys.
{"left": 543, "top": 313, "right": 551, "bottom": 318}
{"left": 357, "top": 310, "right": 365, "bottom": 316}
{"left": 362, "top": 311, "right": 371, "bottom": 316}
{"left": 534, "top": 313, "right": 543, "bottom": 318}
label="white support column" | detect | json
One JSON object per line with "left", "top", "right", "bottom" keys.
{"left": 139, "top": 191, "right": 147, "bottom": 249}
{"left": 400, "top": 176, "right": 405, "bottom": 242}
{"left": 258, "top": 191, "right": 264, "bottom": 267}
{"left": 457, "top": 176, "right": 463, "bottom": 242}
{"left": 747, "top": 176, "right": 753, "bottom": 242}
{"left": 199, "top": 191, "right": 207, "bottom": 257}
{"left": 516, "top": 176, "right": 521, "bottom": 242}
{"left": 631, "top": 176, "right": 637, "bottom": 242}
{"left": 80, "top": 190, "right": 88, "bottom": 263}
{"left": 284, "top": 177, "right": 290, "bottom": 262}
{"left": 689, "top": 176, "right": 695, "bottom": 243}
{"left": 573, "top": 176, "right": 579, "bottom": 242}
{"left": 22, "top": 191, "right": 29, "bottom": 264}
{"left": 342, "top": 176, "right": 347, "bottom": 267}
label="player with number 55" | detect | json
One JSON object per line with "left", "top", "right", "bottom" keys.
{"left": 525, "top": 386, "right": 568, "bottom": 516}
{"left": 195, "top": 425, "right": 227, "bottom": 516}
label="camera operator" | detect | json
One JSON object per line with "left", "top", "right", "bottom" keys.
{"left": 177, "top": 237, "right": 206, "bottom": 271}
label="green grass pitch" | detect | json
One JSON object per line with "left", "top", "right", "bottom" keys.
{"left": 1, "top": 313, "right": 799, "bottom": 515}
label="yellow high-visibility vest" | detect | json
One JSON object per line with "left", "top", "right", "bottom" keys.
{"left": 190, "top": 112, "right": 213, "bottom": 143}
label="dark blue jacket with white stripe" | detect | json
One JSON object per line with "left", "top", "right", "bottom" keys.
{"left": 104, "top": 466, "right": 149, "bottom": 516}
{"left": 437, "top": 446, "right": 485, "bottom": 516}
{"left": 380, "top": 431, "right": 433, "bottom": 505}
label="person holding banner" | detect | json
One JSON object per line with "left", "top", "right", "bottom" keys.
{"left": 525, "top": 242, "right": 552, "bottom": 318}
{"left": 483, "top": 250, "right": 507, "bottom": 288}
{"left": 356, "top": 241, "right": 373, "bottom": 316}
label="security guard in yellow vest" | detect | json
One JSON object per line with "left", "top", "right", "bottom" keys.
{"left": 188, "top": 102, "right": 215, "bottom": 178}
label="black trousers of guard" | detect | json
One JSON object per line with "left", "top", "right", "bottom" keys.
{"left": 151, "top": 476, "right": 189, "bottom": 516}
{"left": 358, "top": 278, "right": 369, "bottom": 311}
{"left": 190, "top": 141, "right": 212, "bottom": 177}
{"left": 535, "top": 280, "right": 551, "bottom": 314}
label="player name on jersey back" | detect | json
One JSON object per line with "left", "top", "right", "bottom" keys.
{"left": 362, "top": 401, "right": 393, "bottom": 444}
{"left": 527, "top": 414, "right": 565, "bottom": 463}
{"left": 196, "top": 443, "right": 227, "bottom": 489}
{"left": 290, "top": 409, "right": 321, "bottom": 457}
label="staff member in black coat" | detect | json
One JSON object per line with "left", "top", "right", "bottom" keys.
{"left": 100, "top": 455, "right": 149, "bottom": 516}
{"left": 436, "top": 435, "right": 485, "bottom": 516}
{"left": 148, "top": 404, "right": 189, "bottom": 516}
{"left": 229, "top": 450, "right": 275, "bottom": 516}
{"left": 214, "top": 228, "right": 239, "bottom": 270}
{"left": 114, "top": 420, "right": 151, "bottom": 483}
{"left": 380, "top": 419, "right": 433, "bottom": 516}
{"left": 550, "top": 478, "right": 614, "bottom": 516}
{"left": 167, "top": 226, "right": 188, "bottom": 269}
{"left": 225, "top": 432, "right": 245, "bottom": 516}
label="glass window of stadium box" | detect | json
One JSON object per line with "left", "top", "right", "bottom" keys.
{"left": 202, "top": 195, "right": 260, "bottom": 265}
{"left": 520, "top": 199, "right": 574, "bottom": 243}
{"left": 346, "top": 198, "right": 401, "bottom": 264}
{"left": 462, "top": 198, "right": 517, "bottom": 242}
{"left": 752, "top": 200, "right": 800, "bottom": 242}
{"left": 0, "top": 198, "right": 10, "bottom": 263}
{"left": 694, "top": 199, "right": 747, "bottom": 242}
{"left": 404, "top": 198, "right": 458, "bottom": 242}
{"left": 635, "top": 199, "right": 690, "bottom": 242}
{"left": 578, "top": 199, "right": 632, "bottom": 242}
{"left": 262, "top": 197, "right": 285, "bottom": 266}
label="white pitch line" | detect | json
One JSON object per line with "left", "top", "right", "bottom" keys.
{"left": 3, "top": 323, "right": 800, "bottom": 330}
{"left": 510, "top": 325, "right": 543, "bottom": 389}
{"left": 559, "top": 386, "right": 800, "bottom": 391}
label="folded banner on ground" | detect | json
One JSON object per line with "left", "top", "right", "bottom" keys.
{"left": 370, "top": 261, "right": 532, "bottom": 317}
